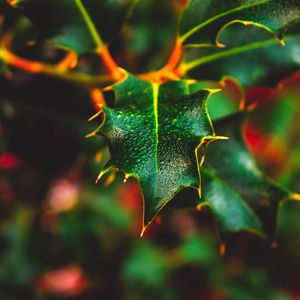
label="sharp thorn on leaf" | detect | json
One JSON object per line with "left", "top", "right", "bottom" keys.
{"left": 291, "top": 193, "right": 300, "bottom": 201}
{"left": 85, "top": 131, "right": 97, "bottom": 138}
{"left": 88, "top": 111, "right": 102, "bottom": 122}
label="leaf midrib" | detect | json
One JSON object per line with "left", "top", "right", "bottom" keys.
{"left": 180, "top": 0, "right": 271, "bottom": 43}
{"left": 74, "top": 0, "right": 104, "bottom": 50}
{"left": 152, "top": 83, "right": 159, "bottom": 175}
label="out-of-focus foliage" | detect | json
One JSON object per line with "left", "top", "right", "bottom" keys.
{"left": 2, "top": 0, "right": 299, "bottom": 236}
{"left": 0, "top": 60, "right": 300, "bottom": 300}
{"left": 0, "top": 0, "right": 300, "bottom": 299}
{"left": 5, "top": 0, "right": 137, "bottom": 55}
{"left": 184, "top": 24, "right": 300, "bottom": 88}
{"left": 179, "top": 0, "right": 300, "bottom": 46}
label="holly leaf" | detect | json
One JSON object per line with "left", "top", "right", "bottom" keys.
{"left": 183, "top": 27, "right": 300, "bottom": 88}
{"left": 96, "top": 74, "right": 218, "bottom": 230}
{"left": 7, "top": 0, "right": 137, "bottom": 55}
{"left": 179, "top": 0, "right": 300, "bottom": 47}
{"left": 201, "top": 112, "right": 295, "bottom": 239}
{"left": 201, "top": 169, "right": 264, "bottom": 238}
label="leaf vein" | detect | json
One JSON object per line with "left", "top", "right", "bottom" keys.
{"left": 152, "top": 83, "right": 159, "bottom": 175}
{"left": 74, "top": 0, "right": 104, "bottom": 50}
{"left": 180, "top": 0, "right": 271, "bottom": 43}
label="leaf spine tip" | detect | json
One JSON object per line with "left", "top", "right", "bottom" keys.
{"left": 279, "top": 39, "right": 285, "bottom": 46}
{"left": 95, "top": 169, "right": 107, "bottom": 184}
{"left": 85, "top": 131, "right": 96, "bottom": 138}
{"left": 102, "top": 85, "right": 113, "bottom": 92}
{"left": 214, "top": 135, "right": 229, "bottom": 140}
{"left": 216, "top": 41, "right": 226, "bottom": 48}
{"left": 88, "top": 111, "right": 102, "bottom": 122}
{"left": 290, "top": 193, "right": 300, "bottom": 201}
{"left": 123, "top": 175, "right": 128, "bottom": 183}
{"left": 208, "top": 88, "right": 222, "bottom": 95}
{"left": 140, "top": 225, "right": 147, "bottom": 237}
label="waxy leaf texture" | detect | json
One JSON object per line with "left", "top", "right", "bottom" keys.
{"left": 96, "top": 74, "right": 217, "bottom": 228}
{"left": 202, "top": 113, "right": 293, "bottom": 239}
{"left": 185, "top": 30, "right": 300, "bottom": 88}
{"left": 3, "top": 0, "right": 300, "bottom": 238}
{"left": 179, "top": 0, "right": 300, "bottom": 47}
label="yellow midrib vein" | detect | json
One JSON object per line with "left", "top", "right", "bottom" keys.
{"left": 74, "top": 0, "right": 104, "bottom": 49}
{"left": 152, "top": 83, "right": 159, "bottom": 174}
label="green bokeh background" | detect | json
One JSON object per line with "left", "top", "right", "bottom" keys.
{"left": 1, "top": 0, "right": 300, "bottom": 299}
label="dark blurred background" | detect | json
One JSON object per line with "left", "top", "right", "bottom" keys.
{"left": 1, "top": 0, "right": 300, "bottom": 299}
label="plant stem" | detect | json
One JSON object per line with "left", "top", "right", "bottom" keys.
{"left": 139, "top": 38, "right": 183, "bottom": 83}
{"left": 180, "top": 38, "right": 280, "bottom": 74}
{"left": 162, "top": 37, "right": 183, "bottom": 72}
{"left": 0, "top": 47, "right": 111, "bottom": 86}
{"left": 98, "top": 45, "right": 123, "bottom": 81}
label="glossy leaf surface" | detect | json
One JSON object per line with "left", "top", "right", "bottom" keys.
{"left": 184, "top": 28, "right": 300, "bottom": 87}
{"left": 179, "top": 0, "right": 300, "bottom": 46}
{"left": 97, "top": 74, "right": 216, "bottom": 227}
{"left": 202, "top": 113, "right": 292, "bottom": 239}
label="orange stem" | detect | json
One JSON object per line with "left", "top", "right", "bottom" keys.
{"left": 90, "top": 88, "right": 107, "bottom": 111}
{"left": 138, "top": 38, "right": 184, "bottom": 83}
{"left": 57, "top": 51, "right": 78, "bottom": 71}
{"left": 98, "top": 46, "right": 123, "bottom": 81}
{"left": 1, "top": 48, "right": 44, "bottom": 73}
{"left": 0, "top": 47, "right": 111, "bottom": 85}
{"left": 0, "top": 38, "right": 181, "bottom": 86}
{"left": 162, "top": 37, "right": 183, "bottom": 72}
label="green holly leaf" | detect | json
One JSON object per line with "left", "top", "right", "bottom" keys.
{"left": 96, "top": 74, "right": 218, "bottom": 230}
{"left": 201, "top": 169, "right": 264, "bottom": 238}
{"left": 7, "top": 0, "right": 137, "bottom": 55}
{"left": 201, "top": 112, "right": 295, "bottom": 239}
{"left": 179, "top": 0, "right": 300, "bottom": 47}
{"left": 183, "top": 28, "right": 300, "bottom": 88}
